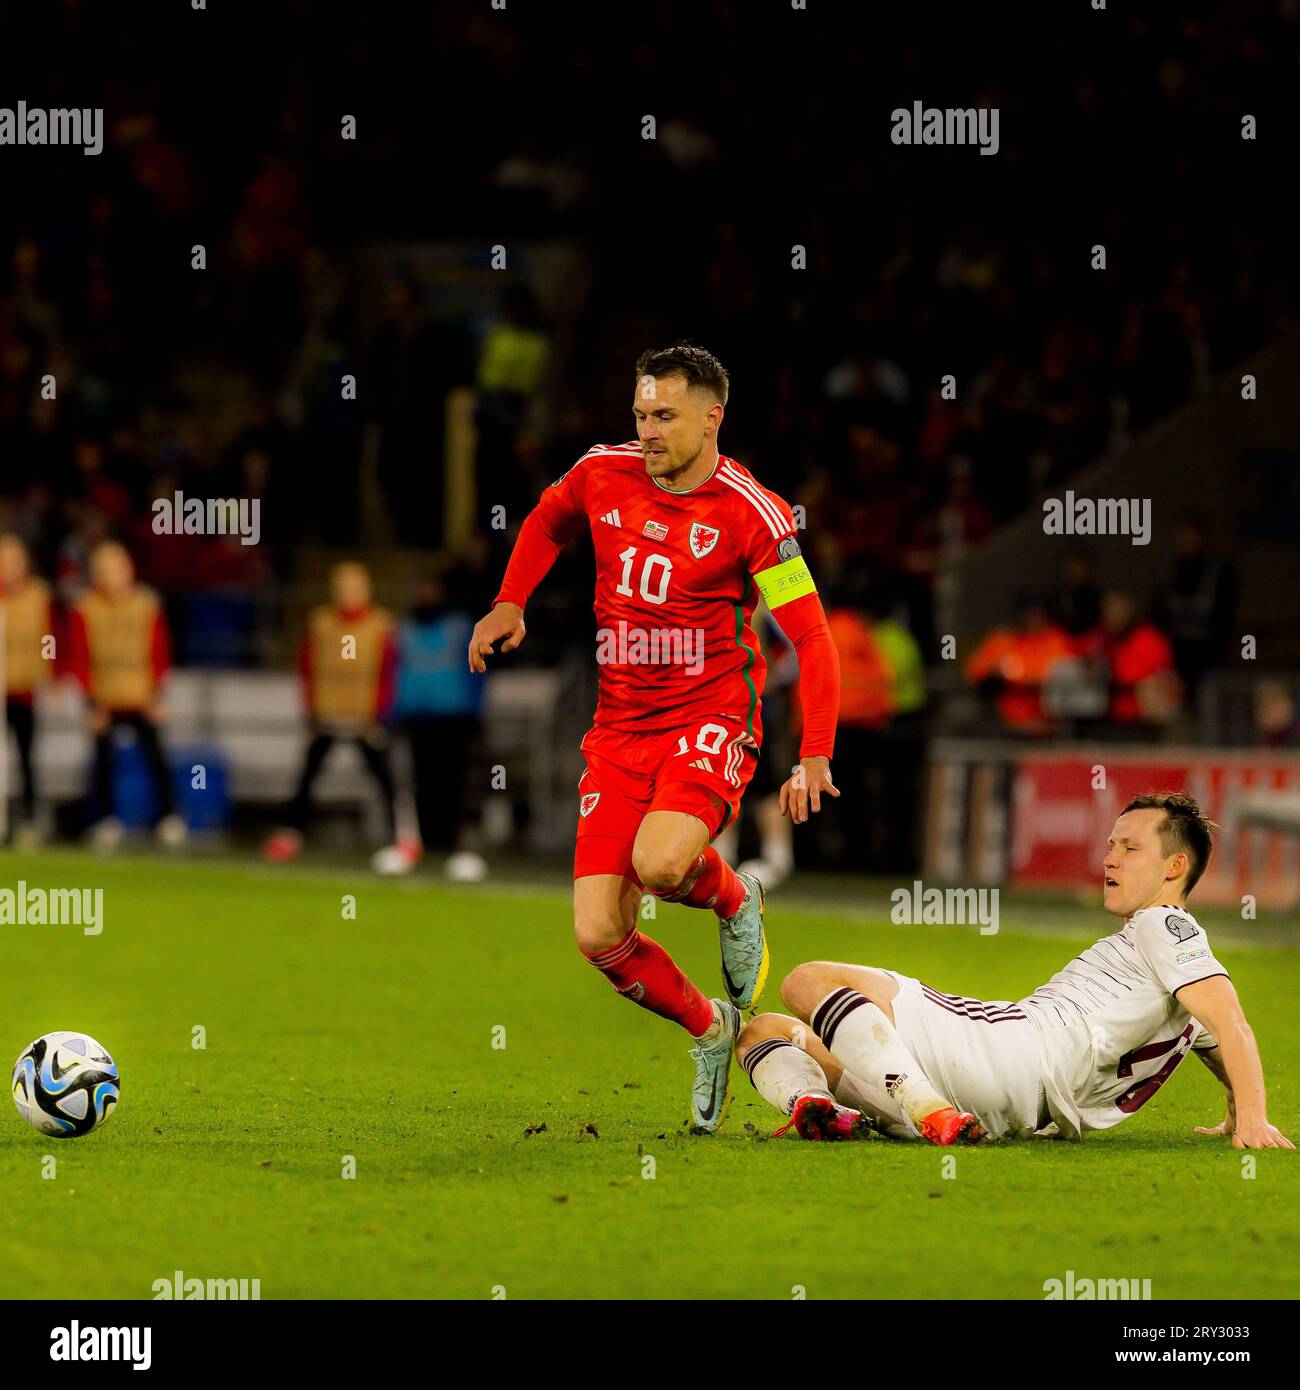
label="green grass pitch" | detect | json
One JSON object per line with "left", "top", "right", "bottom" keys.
{"left": 1, "top": 850, "right": 1296, "bottom": 1300}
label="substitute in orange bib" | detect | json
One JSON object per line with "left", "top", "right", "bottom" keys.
{"left": 1083, "top": 591, "right": 1182, "bottom": 730}
{"left": 67, "top": 541, "right": 185, "bottom": 849}
{"left": 812, "top": 580, "right": 927, "bottom": 873}
{"left": 1, "top": 533, "right": 55, "bottom": 839}
{"left": 964, "top": 594, "right": 1074, "bottom": 734}
{"left": 263, "top": 561, "right": 400, "bottom": 863}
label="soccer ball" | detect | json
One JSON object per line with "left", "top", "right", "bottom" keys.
{"left": 11, "top": 1031, "right": 120, "bottom": 1138}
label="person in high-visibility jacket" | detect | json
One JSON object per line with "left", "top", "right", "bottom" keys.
{"left": 264, "top": 561, "right": 398, "bottom": 862}
{"left": 1082, "top": 591, "right": 1182, "bottom": 727}
{"left": 67, "top": 541, "right": 185, "bottom": 847}
{"left": 964, "top": 596, "right": 1074, "bottom": 733}
{"left": 1, "top": 533, "right": 55, "bottom": 837}
{"left": 811, "top": 585, "right": 928, "bottom": 871}
{"left": 827, "top": 604, "right": 895, "bottom": 730}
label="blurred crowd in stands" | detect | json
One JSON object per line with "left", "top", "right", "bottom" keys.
{"left": 3, "top": 3, "right": 1299, "bottom": 861}
{"left": 4, "top": 7, "right": 1297, "bottom": 579}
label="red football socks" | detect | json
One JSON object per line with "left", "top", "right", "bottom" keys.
{"left": 661, "top": 847, "right": 746, "bottom": 918}
{"left": 584, "top": 930, "right": 715, "bottom": 1037}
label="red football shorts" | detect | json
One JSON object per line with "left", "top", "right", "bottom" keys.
{"left": 574, "top": 716, "right": 760, "bottom": 883}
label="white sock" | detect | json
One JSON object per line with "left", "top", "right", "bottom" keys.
{"left": 811, "top": 988, "right": 953, "bottom": 1125}
{"left": 741, "top": 1037, "right": 833, "bottom": 1115}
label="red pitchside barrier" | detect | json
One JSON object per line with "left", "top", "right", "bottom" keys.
{"left": 926, "top": 743, "right": 1300, "bottom": 911}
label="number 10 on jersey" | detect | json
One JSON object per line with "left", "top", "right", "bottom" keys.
{"left": 616, "top": 546, "right": 673, "bottom": 605}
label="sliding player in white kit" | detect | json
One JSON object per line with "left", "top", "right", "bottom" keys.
{"left": 738, "top": 792, "right": 1294, "bottom": 1149}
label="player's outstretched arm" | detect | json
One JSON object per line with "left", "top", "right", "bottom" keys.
{"left": 1179, "top": 975, "right": 1294, "bottom": 1150}
{"left": 468, "top": 601, "right": 526, "bottom": 673}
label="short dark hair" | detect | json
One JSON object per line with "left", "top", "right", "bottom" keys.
{"left": 1120, "top": 790, "right": 1218, "bottom": 896}
{"left": 633, "top": 342, "right": 729, "bottom": 406}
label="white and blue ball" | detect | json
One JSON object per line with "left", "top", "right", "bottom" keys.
{"left": 11, "top": 1031, "right": 119, "bottom": 1138}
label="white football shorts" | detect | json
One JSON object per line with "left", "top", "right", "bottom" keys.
{"left": 857, "top": 971, "right": 1049, "bottom": 1139}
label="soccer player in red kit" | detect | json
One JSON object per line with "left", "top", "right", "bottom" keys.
{"left": 469, "top": 344, "right": 841, "bottom": 1131}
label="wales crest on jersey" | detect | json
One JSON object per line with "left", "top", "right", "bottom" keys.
{"left": 689, "top": 522, "right": 720, "bottom": 559}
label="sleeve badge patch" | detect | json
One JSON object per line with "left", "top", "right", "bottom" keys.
{"left": 1165, "top": 914, "right": 1199, "bottom": 943}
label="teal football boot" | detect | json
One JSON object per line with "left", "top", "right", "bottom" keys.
{"left": 718, "top": 871, "right": 769, "bottom": 1013}
{"left": 689, "top": 1000, "right": 741, "bottom": 1133}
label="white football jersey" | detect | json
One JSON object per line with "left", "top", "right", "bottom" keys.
{"left": 1018, "top": 903, "right": 1227, "bottom": 1136}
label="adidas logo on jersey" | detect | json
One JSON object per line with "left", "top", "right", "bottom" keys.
{"left": 600, "top": 509, "right": 621, "bottom": 527}
{"left": 688, "top": 756, "right": 715, "bottom": 772}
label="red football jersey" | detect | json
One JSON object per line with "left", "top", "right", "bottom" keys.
{"left": 507, "top": 442, "right": 813, "bottom": 743}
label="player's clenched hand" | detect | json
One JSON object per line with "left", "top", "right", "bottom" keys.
{"left": 1230, "top": 1118, "right": 1294, "bottom": 1150}
{"left": 468, "top": 602, "right": 525, "bottom": 673}
{"left": 779, "top": 756, "right": 840, "bottom": 825}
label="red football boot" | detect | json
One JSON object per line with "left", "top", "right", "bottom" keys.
{"left": 919, "top": 1105, "right": 985, "bottom": 1145}
{"left": 773, "top": 1093, "right": 876, "bottom": 1141}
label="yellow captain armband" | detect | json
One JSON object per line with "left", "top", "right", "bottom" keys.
{"left": 753, "top": 553, "right": 817, "bottom": 609}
